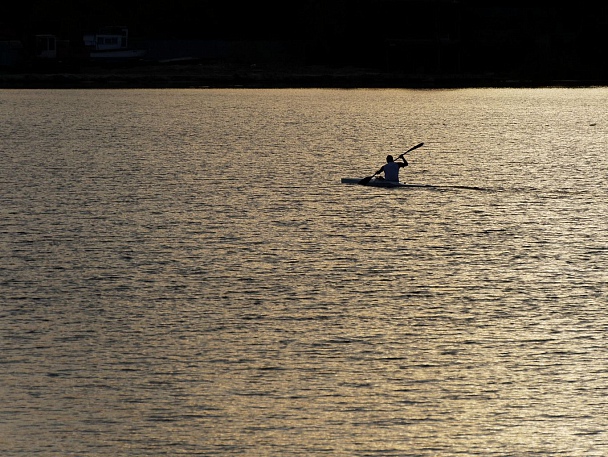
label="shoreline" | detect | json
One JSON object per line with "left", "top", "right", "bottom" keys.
{"left": 1, "top": 63, "right": 606, "bottom": 89}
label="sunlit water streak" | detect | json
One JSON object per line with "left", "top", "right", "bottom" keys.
{"left": 1, "top": 88, "right": 608, "bottom": 456}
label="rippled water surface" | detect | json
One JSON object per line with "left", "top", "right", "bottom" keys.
{"left": 1, "top": 88, "right": 608, "bottom": 456}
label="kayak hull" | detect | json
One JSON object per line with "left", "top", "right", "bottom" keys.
{"left": 341, "top": 178, "right": 431, "bottom": 188}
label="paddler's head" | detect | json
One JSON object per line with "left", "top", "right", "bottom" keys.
{"left": 386, "top": 155, "right": 394, "bottom": 163}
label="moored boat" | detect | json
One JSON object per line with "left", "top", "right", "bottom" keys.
{"left": 83, "top": 26, "right": 146, "bottom": 61}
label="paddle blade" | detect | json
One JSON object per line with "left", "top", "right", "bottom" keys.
{"left": 358, "top": 176, "right": 373, "bottom": 185}
{"left": 405, "top": 142, "right": 424, "bottom": 154}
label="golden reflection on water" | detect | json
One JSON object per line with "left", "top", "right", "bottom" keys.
{"left": 1, "top": 88, "right": 608, "bottom": 456}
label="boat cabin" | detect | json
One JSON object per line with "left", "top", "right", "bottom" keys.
{"left": 35, "top": 35, "right": 57, "bottom": 59}
{"left": 34, "top": 35, "right": 70, "bottom": 61}
{"left": 83, "top": 26, "right": 146, "bottom": 61}
{"left": 83, "top": 26, "right": 130, "bottom": 51}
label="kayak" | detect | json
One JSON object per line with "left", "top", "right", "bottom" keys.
{"left": 341, "top": 178, "right": 433, "bottom": 188}
{"left": 342, "top": 178, "right": 486, "bottom": 191}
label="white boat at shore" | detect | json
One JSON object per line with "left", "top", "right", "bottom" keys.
{"left": 83, "top": 26, "right": 146, "bottom": 61}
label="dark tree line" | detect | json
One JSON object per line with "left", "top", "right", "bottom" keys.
{"left": 3, "top": 1, "right": 608, "bottom": 79}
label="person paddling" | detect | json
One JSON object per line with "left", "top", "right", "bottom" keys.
{"left": 376, "top": 154, "right": 408, "bottom": 182}
{"left": 357, "top": 143, "right": 422, "bottom": 186}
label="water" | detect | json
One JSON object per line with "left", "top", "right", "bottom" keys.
{"left": 1, "top": 87, "right": 608, "bottom": 456}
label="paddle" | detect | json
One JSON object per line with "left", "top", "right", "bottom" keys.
{"left": 358, "top": 142, "right": 424, "bottom": 185}
{"left": 357, "top": 171, "right": 379, "bottom": 186}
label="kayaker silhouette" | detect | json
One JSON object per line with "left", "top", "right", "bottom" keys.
{"left": 375, "top": 154, "right": 408, "bottom": 182}
{"left": 357, "top": 142, "right": 422, "bottom": 185}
